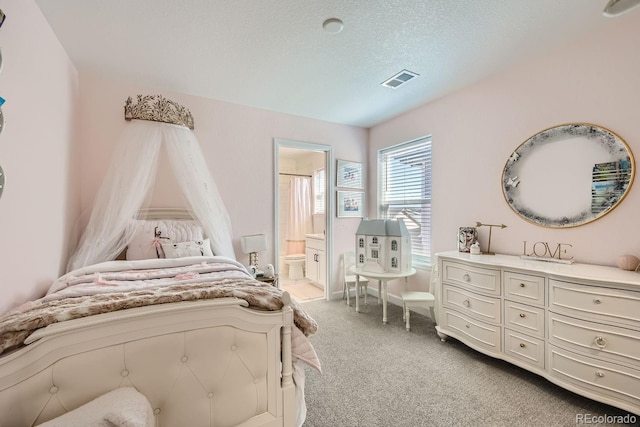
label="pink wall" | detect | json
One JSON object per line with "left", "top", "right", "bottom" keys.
{"left": 76, "top": 73, "right": 368, "bottom": 297}
{"left": 369, "top": 11, "right": 640, "bottom": 284}
{"left": 5, "top": 2, "right": 637, "bottom": 314}
{"left": 0, "top": 1, "right": 80, "bottom": 314}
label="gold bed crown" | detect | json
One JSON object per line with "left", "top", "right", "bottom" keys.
{"left": 124, "top": 95, "right": 195, "bottom": 130}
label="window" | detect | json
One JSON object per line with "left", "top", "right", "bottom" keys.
{"left": 391, "top": 240, "right": 398, "bottom": 251}
{"left": 313, "top": 168, "right": 325, "bottom": 214}
{"left": 359, "top": 238, "right": 364, "bottom": 248}
{"left": 372, "top": 237, "right": 378, "bottom": 245}
{"left": 378, "top": 136, "right": 432, "bottom": 266}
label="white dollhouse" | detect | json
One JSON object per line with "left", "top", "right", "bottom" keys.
{"left": 355, "top": 219, "right": 412, "bottom": 273}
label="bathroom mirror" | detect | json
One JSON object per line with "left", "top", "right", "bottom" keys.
{"left": 502, "top": 123, "right": 634, "bottom": 228}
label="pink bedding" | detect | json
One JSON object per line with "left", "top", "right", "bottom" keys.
{"left": 0, "top": 256, "right": 320, "bottom": 371}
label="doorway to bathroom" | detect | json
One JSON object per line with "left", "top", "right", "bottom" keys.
{"left": 274, "top": 139, "right": 332, "bottom": 303}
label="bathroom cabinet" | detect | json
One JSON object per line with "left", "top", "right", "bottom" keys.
{"left": 305, "top": 235, "right": 326, "bottom": 286}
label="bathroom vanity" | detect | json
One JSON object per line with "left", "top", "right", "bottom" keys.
{"left": 305, "top": 234, "right": 326, "bottom": 286}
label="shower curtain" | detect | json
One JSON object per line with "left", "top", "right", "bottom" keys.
{"left": 286, "top": 176, "right": 313, "bottom": 255}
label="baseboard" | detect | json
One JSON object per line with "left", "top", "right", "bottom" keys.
{"left": 336, "top": 288, "right": 433, "bottom": 318}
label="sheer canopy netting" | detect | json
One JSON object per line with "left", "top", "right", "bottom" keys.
{"left": 67, "top": 120, "right": 235, "bottom": 272}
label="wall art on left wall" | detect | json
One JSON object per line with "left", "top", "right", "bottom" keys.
{"left": 0, "top": 165, "right": 5, "bottom": 199}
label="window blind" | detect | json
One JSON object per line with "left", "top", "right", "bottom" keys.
{"left": 378, "top": 137, "right": 432, "bottom": 265}
{"left": 313, "top": 168, "right": 326, "bottom": 214}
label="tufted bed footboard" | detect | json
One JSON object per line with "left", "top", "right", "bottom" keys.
{"left": 0, "top": 297, "right": 300, "bottom": 427}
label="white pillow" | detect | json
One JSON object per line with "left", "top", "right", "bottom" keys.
{"left": 36, "top": 387, "right": 154, "bottom": 427}
{"left": 162, "top": 239, "right": 214, "bottom": 258}
{"left": 126, "top": 220, "right": 204, "bottom": 260}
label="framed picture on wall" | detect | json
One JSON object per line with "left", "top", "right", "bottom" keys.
{"left": 336, "top": 159, "right": 364, "bottom": 189}
{"left": 337, "top": 191, "right": 364, "bottom": 217}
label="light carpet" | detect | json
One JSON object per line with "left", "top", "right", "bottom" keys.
{"left": 300, "top": 299, "right": 636, "bottom": 427}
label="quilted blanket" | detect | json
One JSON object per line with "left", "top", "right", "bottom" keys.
{"left": 0, "top": 256, "right": 319, "bottom": 371}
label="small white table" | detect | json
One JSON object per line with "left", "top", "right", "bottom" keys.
{"left": 350, "top": 266, "right": 417, "bottom": 324}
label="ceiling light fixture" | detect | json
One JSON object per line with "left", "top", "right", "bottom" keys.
{"left": 322, "top": 18, "right": 344, "bottom": 34}
{"left": 603, "top": 0, "right": 640, "bottom": 17}
{"left": 381, "top": 69, "right": 419, "bottom": 89}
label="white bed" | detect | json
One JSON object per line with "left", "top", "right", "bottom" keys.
{"left": 0, "top": 213, "right": 320, "bottom": 427}
{"left": 0, "top": 95, "right": 321, "bottom": 426}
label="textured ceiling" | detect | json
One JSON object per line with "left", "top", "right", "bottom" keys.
{"left": 35, "top": 0, "right": 629, "bottom": 128}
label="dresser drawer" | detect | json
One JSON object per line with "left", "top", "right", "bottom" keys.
{"left": 441, "top": 309, "right": 501, "bottom": 355}
{"left": 504, "top": 301, "right": 545, "bottom": 338}
{"left": 503, "top": 271, "right": 545, "bottom": 305}
{"left": 442, "top": 284, "right": 501, "bottom": 324}
{"left": 549, "top": 346, "right": 640, "bottom": 411}
{"left": 504, "top": 328, "right": 545, "bottom": 370}
{"left": 442, "top": 261, "right": 500, "bottom": 295}
{"left": 549, "top": 279, "right": 640, "bottom": 328}
{"left": 549, "top": 312, "right": 640, "bottom": 368}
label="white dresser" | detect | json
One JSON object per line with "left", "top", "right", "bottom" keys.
{"left": 435, "top": 251, "right": 640, "bottom": 416}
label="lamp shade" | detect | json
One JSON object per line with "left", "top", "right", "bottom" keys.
{"left": 240, "top": 234, "right": 267, "bottom": 254}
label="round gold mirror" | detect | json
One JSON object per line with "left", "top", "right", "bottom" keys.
{"left": 502, "top": 123, "right": 634, "bottom": 228}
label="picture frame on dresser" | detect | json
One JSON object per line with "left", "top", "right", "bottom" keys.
{"left": 435, "top": 251, "right": 640, "bottom": 417}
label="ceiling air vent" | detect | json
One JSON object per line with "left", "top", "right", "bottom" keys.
{"left": 381, "top": 69, "right": 419, "bottom": 89}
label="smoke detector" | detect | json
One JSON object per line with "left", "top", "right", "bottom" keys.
{"left": 381, "top": 69, "right": 419, "bottom": 89}
{"left": 322, "top": 18, "right": 344, "bottom": 34}
{"left": 603, "top": 0, "right": 640, "bottom": 17}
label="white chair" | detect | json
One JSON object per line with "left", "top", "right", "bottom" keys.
{"left": 342, "top": 251, "right": 369, "bottom": 307}
{"left": 401, "top": 291, "right": 435, "bottom": 331}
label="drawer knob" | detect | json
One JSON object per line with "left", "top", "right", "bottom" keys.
{"left": 594, "top": 336, "right": 607, "bottom": 349}
{"left": 463, "top": 273, "right": 471, "bottom": 282}
{"left": 519, "top": 343, "right": 526, "bottom": 348}
{"left": 519, "top": 283, "right": 526, "bottom": 288}
{"left": 519, "top": 313, "right": 526, "bottom": 318}
{"left": 463, "top": 299, "right": 470, "bottom": 307}
{"left": 593, "top": 298, "right": 602, "bottom": 304}
{"left": 595, "top": 370, "right": 605, "bottom": 378}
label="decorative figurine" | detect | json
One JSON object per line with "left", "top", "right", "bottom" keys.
{"left": 470, "top": 242, "right": 481, "bottom": 255}
{"left": 264, "top": 264, "right": 275, "bottom": 278}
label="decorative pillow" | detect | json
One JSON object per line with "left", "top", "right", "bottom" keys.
{"left": 162, "top": 239, "right": 214, "bottom": 258}
{"left": 36, "top": 387, "right": 154, "bottom": 427}
{"left": 126, "top": 220, "right": 204, "bottom": 260}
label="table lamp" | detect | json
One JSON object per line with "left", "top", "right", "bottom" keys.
{"left": 240, "top": 234, "right": 267, "bottom": 270}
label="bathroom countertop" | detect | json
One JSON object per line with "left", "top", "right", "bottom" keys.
{"left": 305, "top": 233, "right": 325, "bottom": 240}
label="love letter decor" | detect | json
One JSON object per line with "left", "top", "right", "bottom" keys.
{"left": 521, "top": 241, "right": 574, "bottom": 264}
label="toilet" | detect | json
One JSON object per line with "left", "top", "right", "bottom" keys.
{"left": 284, "top": 254, "right": 305, "bottom": 280}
